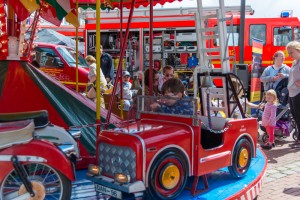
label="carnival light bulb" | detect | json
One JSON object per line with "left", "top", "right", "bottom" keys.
{"left": 2, "top": 49, "right": 7, "bottom": 53}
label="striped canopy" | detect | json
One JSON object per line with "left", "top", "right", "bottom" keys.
{"left": 74, "top": 0, "right": 182, "bottom": 10}
{"left": 6, "top": 0, "right": 79, "bottom": 27}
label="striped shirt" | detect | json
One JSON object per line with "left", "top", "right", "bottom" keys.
{"left": 262, "top": 102, "right": 277, "bottom": 127}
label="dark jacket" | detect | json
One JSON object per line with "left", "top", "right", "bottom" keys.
{"left": 101, "top": 52, "right": 114, "bottom": 84}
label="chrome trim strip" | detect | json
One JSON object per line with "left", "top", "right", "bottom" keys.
{"left": 200, "top": 151, "right": 231, "bottom": 163}
{"left": 68, "top": 129, "right": 81, "bottom": 140}
{"left": 0, "top": 155, "right": 47, "bottom": 162}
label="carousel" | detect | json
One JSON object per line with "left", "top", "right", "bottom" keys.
{"left": 0, "top": 0, "right": 267, "bottom": 199}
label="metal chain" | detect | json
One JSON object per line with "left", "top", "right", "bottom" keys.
{"left": 200, "top": 121, "right": 232, "bottom": 134}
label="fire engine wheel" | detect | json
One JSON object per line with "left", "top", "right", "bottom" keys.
{"left": 0, "top": 163, "right": 72, "bottom": 200}
{"left": 228, "top": 138, "right": 252, "bottom": 178}
{"left": 147, "top": 150, "right": 188, "bottom": 200}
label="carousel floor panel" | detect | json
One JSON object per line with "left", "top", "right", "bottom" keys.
{"left": 71, "top": 148, "right": 267, "bottom": 200}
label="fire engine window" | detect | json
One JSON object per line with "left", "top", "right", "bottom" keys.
{"left": 294, "top": 27, "right": 300, "bottom": 41}
{"left": 214, "top": 25, "right": 239, "bottom": 46}
{"left": 249, "top": 24, "right": 266, "bottom": 45}
{"left": 273, "top": 27, "right": 292, "bottom": 46}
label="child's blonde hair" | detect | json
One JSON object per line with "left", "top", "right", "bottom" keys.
{"left": 265, "top": 89, "right": 278, "bottom": 105}
{"left": 85, "top": 55, "right": 96, "bottom": 63}
{"left": 231, "top": 78, "right": 244, "bottom": 98}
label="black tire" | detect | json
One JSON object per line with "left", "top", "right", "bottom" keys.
{"left": 147, "top": 150, "right": 188, "bottom": 200}
{"left": 228, "top": 138, "right": 252, "bottom": 178}
{"left": 0, "top": 163, "right": 72, "bottom": 200}
{"left": 262, "top": 133, "right": 269, "bottom": 143}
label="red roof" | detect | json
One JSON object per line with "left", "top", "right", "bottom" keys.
{"left": 75, "top": 0, "right": 182, "bottom": 9}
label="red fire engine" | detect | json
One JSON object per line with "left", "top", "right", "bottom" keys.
{"left": 82, "top": 8, "right": 300, "bottom": 70}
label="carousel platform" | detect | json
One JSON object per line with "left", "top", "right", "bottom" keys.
{"left": 71, "top": 148, "right": 267, "bottom": 200}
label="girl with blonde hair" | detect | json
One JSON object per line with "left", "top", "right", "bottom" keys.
{"left": 261, "top": 89, "right": 278, "bottom": 149}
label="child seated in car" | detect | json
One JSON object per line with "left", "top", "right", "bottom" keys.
{"left": 150, "top": 78, "right": 194, "bottom": 115}
{"left": 115, "top": 71, "right": 133, "bottom": 111}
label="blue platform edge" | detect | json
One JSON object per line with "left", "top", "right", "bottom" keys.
{"left": 72, "top": 148, "right": 267, "bottom": 200}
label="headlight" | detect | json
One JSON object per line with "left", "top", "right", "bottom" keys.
{"left": 87, "top": 164, "right": 102, "bottom": 176}
{"left": 114, "top": 173, "right": 131, "bottom": 184}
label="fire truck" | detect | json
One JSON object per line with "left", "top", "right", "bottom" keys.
{"left": 86, "top": 4, "right": 261, "bottom": 199}
{"left": 82, "top": 7, "right": 300, "bottom": 71}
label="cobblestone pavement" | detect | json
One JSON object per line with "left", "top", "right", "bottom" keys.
{"left": 257, "top": 134, "right": 300, "bottom": 200}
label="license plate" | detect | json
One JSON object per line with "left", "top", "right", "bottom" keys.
{"left": 95, "top": 184, "right": 122, "bottom": 199}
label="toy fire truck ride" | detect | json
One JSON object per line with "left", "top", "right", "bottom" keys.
{"left": 86, "top": 2, "right": 258, "bottom": 199}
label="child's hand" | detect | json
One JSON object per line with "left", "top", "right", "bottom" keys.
{"left": 258, "top": 103, "right": 265, "bottom": 110}
{"left": 150, "top": 102, "right": 161, "bottom": 111}
{"left": 273, "top": 75, "right": 280, "bottom": 82}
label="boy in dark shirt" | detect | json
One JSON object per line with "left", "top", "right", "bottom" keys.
{"left": 150, "top": 78, "right": 194, "bottom": 115}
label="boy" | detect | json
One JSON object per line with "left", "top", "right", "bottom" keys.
{"left": 158, "top": 65, "right": 174, "bottom": 92}
{"left": 150, "top": 78, "right": 194, "bottom": 115}
{"left": 115, "top": 71, "right": 132, "bottom": 111}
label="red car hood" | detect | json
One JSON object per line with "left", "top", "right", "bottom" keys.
{"left": 112, "top": 118, "right": 192, "bottom": 143}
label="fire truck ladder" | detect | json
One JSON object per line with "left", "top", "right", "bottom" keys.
{"left": 194, "top": 0, "right": 241, "bottom": 119}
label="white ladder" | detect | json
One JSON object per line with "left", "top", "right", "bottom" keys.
{"left": 196, "top": 0, "right": 230, "bottom": 73}
{"left": 195, "top": 0, "right": 232, "bottom": 118}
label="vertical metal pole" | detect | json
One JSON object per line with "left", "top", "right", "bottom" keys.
{"left": 239, "top": 0, "right": 246, "bottom": 63}
{"left": 106, "top": 0, "right": 136, "bottom": 126}
{"left": 75, "top": 0, "right": 79, "bottom": 92}
{"left": 149, "top": 0, "right": 154, "bottom": 96}
{"left": 96, "top": 0, "right": 101, "bottom": 132}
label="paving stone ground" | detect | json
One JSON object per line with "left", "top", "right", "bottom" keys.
{"left": 257, "top": 134, "right": 300, "bottom": 200}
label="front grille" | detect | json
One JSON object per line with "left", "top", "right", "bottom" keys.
{"left": 98, "top": 142, "right": 137, "bottom": 182}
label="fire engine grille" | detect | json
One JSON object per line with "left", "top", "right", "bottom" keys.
{"left": 98, "top": 142, "right": 136, "bottom": 182}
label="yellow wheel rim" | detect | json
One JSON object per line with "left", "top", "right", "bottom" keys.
{"left": 161, "top": 164, "right": 180, "bottom": 190}
{"left": 238, "top": 148, "right": 249, "bottom": 168}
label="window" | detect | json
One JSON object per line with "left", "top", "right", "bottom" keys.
{"left": 294, "top": 27, "right": 300, "bottom": 42}
{"left": 249, "top": 24, "right": 266, "bottom": 45}
{"left": 33, "top": 47, "right": 59, "bottom": 67}
{"left": 273, "top": 27, "right": 292, "bottom": 46}
{"left": 57, "top": 47, "right": 88, "bottom": 67}
{"left": 214, "top": 25, "right": 240, "bottom": 46}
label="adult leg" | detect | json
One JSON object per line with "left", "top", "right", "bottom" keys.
{"left": 289, "top": 94, "right": 300, "bottom": 146}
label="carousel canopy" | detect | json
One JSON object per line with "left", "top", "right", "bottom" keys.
{"left": 74, "top": 0, "right": 182, "bottom": 10}
{"left": 7, "top": 0, "right": 79, "bottom": 27}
